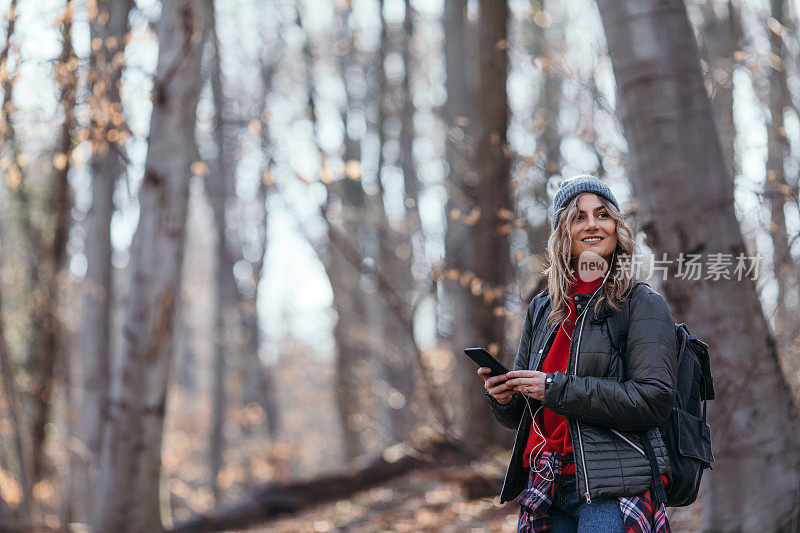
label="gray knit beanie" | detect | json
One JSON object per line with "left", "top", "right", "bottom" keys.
{"left": 551, "top": 174, "right": 620, "bottom": 231}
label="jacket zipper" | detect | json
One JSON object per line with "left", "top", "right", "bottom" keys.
{"left": 610, "top": 428, "right": 646, "bottom": 456}
{"left": 572, "top": 310, "right": 592, "bottom": 503}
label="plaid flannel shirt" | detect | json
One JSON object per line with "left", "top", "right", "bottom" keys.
{"left": 517, "top": 450, "right": 671, "bottom": 533}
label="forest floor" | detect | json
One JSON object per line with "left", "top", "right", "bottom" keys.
{"left": 160, "top": 335, "right": 703, "bottom": 533}
{"left": 242, "top": 465, "right": 703, "bottom": 533}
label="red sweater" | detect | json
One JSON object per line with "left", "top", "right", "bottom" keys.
{"left": 521, "top": 276, "right": 668, "bottom": 487}
{"left": 521, "top": 276, "right": 603, "bottom": 472}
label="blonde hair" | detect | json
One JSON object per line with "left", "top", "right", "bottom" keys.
{"left": 543, "top": 192, "right": 637, "bottom": 329}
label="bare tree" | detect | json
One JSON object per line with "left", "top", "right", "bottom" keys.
{"left": 0, "top": 1, "right": 32, "bottom": 522}
{"left": 372, "top": 0, "right": 417, "bottom": 444}
{"left": 14, "top": 0, "right": 80, "bottom": 482}
{"left": 519, "top": 0, "right": 562, "bottom": 279}
{"left": 444, "top": 0, "right": 512, "bottom": 443}
{"left": 238, "top": 50, "right": 277, "bottom": 438}
{"left": 92, "top": 2, "right": 212, "bottom": 531}
{"left": 699, "top": 0, "right": 741, "bottom": 179}
{"left": 0, "top": 264, "right": 32, "bottom": 524}
{"left": 206, "top": 2, "right": 236, "bottom": 503}
{"left": 78, "top": 0, "right": 133, "bottom": 519}
{"left": 442, "top": 0, "right": 478, "bottom": 440}
{"left": 764, "top": 0, "right": 796, "bottom": 335}
{"left": 596, "top": 1, "right": 800, "bottom": 529}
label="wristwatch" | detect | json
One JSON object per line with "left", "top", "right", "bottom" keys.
{"left": 544, "top": 373, "right": 555, "bottom": 391}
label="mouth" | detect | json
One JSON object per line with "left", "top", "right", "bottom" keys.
{"left": 581, "top": 237, "right": 604, "bottom": 243}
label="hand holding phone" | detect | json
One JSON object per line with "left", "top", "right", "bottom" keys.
{"left": 464, "top": 347, "right": 509, "bottom": 377}
{"left": 465, "top": 347, "right": 514, "bottom": 404}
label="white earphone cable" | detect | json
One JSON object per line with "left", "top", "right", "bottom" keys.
{"left": 523, "top": 251, "right": 616, "bottom": 480}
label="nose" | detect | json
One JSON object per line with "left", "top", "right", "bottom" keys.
{"left": 586, "top": 215, "right": 599, "bottom": 229}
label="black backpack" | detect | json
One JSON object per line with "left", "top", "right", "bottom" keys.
{"left": 607, "top": 282, "right": 715, "bottom": 507}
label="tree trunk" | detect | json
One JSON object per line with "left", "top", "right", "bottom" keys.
{"left": 330, "top": 6, "right": 375, "bottom": 460}
{"left": 0, "top": 284, "right": 32, "bottom": 523}
{"left": 372, "top": 0, "right": 417, "bottom": 444}
{"left": 529, "top": 0, "right": 563, "bottom": 184}
{"left": 442, "top": 0, "right": 479, "bottom": 441}
{"left": 595, "top": 1, "right": 800, "bottom": 529}
{"left": 206, "top": 5, "right": 238, "bottom": 503}
{"left": 236, "top": 56, "right": 277, "bottom": 438}
{"left": 27, "top": 0, "right": 78, "bottom": 482}
{"left": 294, "top": 6, "right": 368, "bottom": 461}
{"left": 444, "top": 0, "right": 512, "bottom": 443}
{"left": 0, "top": 2, "right": 33, "bottom": 522}
{"left": 699, "top": 0, "right": 741, "bottom": 180}
{"left": 524, "top": 0, "right": 562, "bottom": 272}
{"left": 765, "top": 0, "right": 795, "bottom": 336}
{"left": 78, "top": 0, "right": 132, "bottom": 520}
{"left": 473, "top": 0, "right": 512, "bottom": 441}
{"left": 91, "top": 2, "right": 211, "bottom": 531}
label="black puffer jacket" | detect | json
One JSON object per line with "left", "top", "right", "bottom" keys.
{"left": 485, "top": 281, "right": 678, "bottom": 503}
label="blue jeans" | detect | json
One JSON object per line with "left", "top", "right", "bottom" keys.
{"left": 540, "top": 474, "right": 624, "bottom": 533}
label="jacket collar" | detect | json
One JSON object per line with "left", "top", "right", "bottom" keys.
{"left": 540, "top": 281, "right": 640, "bottom": 323}
{"left": 580, "top": 281, "right": 642, "bottom": 321}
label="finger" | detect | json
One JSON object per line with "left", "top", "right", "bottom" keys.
{"left": 505, "top": 370, "right": 538, "bottom": 379}
{"left": 488, "top": 381, "right": 512, "bottom": 394}
{"left": 486, "top": 380, "right": 507, "bottom": 392}
{"left": 493, "top": 392, "right": 515, "bottom": 402}
{"left": 489, "top": 393, "right": 514, "bottom": 404}
{"left": 485, "top": 374, "right": 508, "bottom": 387}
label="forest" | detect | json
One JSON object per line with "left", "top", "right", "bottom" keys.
{"left": 0, "top": 0, "right": 798, "bottom": 531}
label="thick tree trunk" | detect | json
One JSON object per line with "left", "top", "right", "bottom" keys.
{"left": 596, "top": 1, "right": 800, "bottom": 529}
{"left": 78, "top": 0, "right": 132, "bottom": 520}
{"left": 91, "top": 2, "right": 211, "bottom": 531}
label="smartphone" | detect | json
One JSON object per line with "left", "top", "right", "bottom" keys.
{"left": 464, "top": 347, "right": 510, "bottom": 378}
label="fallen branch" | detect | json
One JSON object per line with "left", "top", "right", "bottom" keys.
{"left": 168, "top": 440, "right": 460, "bottom": 532}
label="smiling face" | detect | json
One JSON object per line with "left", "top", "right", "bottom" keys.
{"left": 569, "top": 193, "right": 618, "bottom": 268}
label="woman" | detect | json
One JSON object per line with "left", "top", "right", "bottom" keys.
{"left": 478, "top": 175, "right": 677, "bottom": 533}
